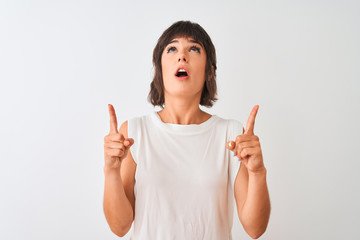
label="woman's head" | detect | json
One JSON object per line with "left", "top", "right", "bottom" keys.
{"left": 148, "top": 20, "right": 218, "bottom": 108}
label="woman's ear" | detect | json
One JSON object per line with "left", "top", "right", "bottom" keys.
{"left": 211, "top": 65, "right": 215, "bottom": 77}
{"left": 207, "top": 65, "right": 215, "bottom": 80}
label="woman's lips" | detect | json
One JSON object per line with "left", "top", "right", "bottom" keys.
{"left": 175, "top": 75, "right": 189, "bottom": 80}
{"left": 175, "top": 68, "right": 189, "bottom": 80}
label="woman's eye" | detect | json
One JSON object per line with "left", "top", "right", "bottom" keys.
{"left": 190, "top": 46, "right": 200, "bottom": 53}
{"left": 167, "top": 46, "right": 176, "bottom": 53}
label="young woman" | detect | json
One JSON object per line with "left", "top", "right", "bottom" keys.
{"left": 103, "top": 21, "right": 270, "bottom": 239}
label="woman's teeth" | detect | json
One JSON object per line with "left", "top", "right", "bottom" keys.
{"left": 176, "top": 69, "right": 188, "bottom": 77}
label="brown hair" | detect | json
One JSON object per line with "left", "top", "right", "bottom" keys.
{"left": 148, "top": 20, "right": 218, "bottom": 108}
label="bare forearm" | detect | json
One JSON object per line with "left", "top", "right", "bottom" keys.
{"left": 103, "top": 167, "right": 133, "bottom": 236}
{"left": 241, "top": 168, "right": 271, "bottom": 238}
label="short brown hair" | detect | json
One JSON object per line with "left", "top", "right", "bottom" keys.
{"left": 148, "top": 20, "right": 218, "bottom": 108}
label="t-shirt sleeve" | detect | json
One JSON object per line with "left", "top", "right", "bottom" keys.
{"left": 228, "top": 119, "right": 244, "bottom": 193}
{"left": 127, "top": 117, "right": 139, "bottom": 164}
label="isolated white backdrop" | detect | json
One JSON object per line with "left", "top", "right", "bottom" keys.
{"left": 0, "top": 0, "right": 359, "bottom": 239}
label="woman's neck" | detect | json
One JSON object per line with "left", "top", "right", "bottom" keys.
{"left": 157, "top": 99, "right": 211, "bottom": 125}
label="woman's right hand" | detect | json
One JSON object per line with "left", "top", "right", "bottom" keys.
{"left": 104, "top": 104, "right": 134, "bottom": 170}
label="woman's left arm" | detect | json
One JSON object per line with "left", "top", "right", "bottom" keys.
{"left": 226, "top": 105, "right": 271, "bottom": 239}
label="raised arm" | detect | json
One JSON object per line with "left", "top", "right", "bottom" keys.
{"left": 103, "top": 104, "right": 137, "bottom": 237}
{"left": 226, "top": 105, "right": 271, "bottom": 239}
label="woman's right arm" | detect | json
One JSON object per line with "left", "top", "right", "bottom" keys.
{"left": 103, "top": 105, "right": 136, "bottom": 237}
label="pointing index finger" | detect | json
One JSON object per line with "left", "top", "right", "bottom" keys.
{"left": 108, "top": 104, "right": 118, "bottom": 134}
{"left": 245, "top": 105, "right": 259, "bottom": 135}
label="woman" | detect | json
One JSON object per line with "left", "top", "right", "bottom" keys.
{"left": 103, "top": 21, "right": 270, "bottom": 239}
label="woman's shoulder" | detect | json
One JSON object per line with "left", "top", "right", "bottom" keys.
{"left": 213, "top": 115, "right": 244, "bottom": 135}
{"left": 126, "top": 112, "right": 159, "bottom": 132}
{"left": 127, "top": 112, "right": 154, "bottom": 122}
{"left": 214, "top": 114, "right": 242, "bottom": 126}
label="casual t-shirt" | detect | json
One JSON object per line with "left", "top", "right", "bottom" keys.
{"left": 127, "top": 112, "right": 244, "bottom": 240}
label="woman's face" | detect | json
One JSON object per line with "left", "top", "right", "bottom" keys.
{"left": 161, "top": 36, "right": 207, "bottom": 101}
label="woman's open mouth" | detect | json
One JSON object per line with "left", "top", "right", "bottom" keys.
{"left": 175, "top": 68, "right": 189, "bottom": 80}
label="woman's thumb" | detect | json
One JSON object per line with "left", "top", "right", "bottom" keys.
{"left": 124, "top": 138, "right": 135, "bottom": 148}
{"left": 226, "top": 140, "right": 236, "bottom": 151}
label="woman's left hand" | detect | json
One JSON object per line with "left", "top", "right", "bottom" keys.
{"left": 226, "top": 105, "right": 265, "bottom": 174}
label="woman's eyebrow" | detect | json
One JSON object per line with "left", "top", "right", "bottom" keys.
{"left": 189, "top": 39, "right": 201, "bottom": 45}
{"left": 167, "top": 39, "right": 202, "bottom": 46}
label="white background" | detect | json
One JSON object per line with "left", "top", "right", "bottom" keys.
{"left": 1, "top": 0, "right": 359, "bottom": 239}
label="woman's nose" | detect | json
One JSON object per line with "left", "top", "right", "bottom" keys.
{"left": 178, "top": 51, "right": 188, "bottom": 62}
{"left": 178, "top": 56, "right": 187, "bottom": 62}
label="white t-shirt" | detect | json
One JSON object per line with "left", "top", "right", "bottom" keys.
{"left": 127, "top": 112, "right": 244, "bottom": 240}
